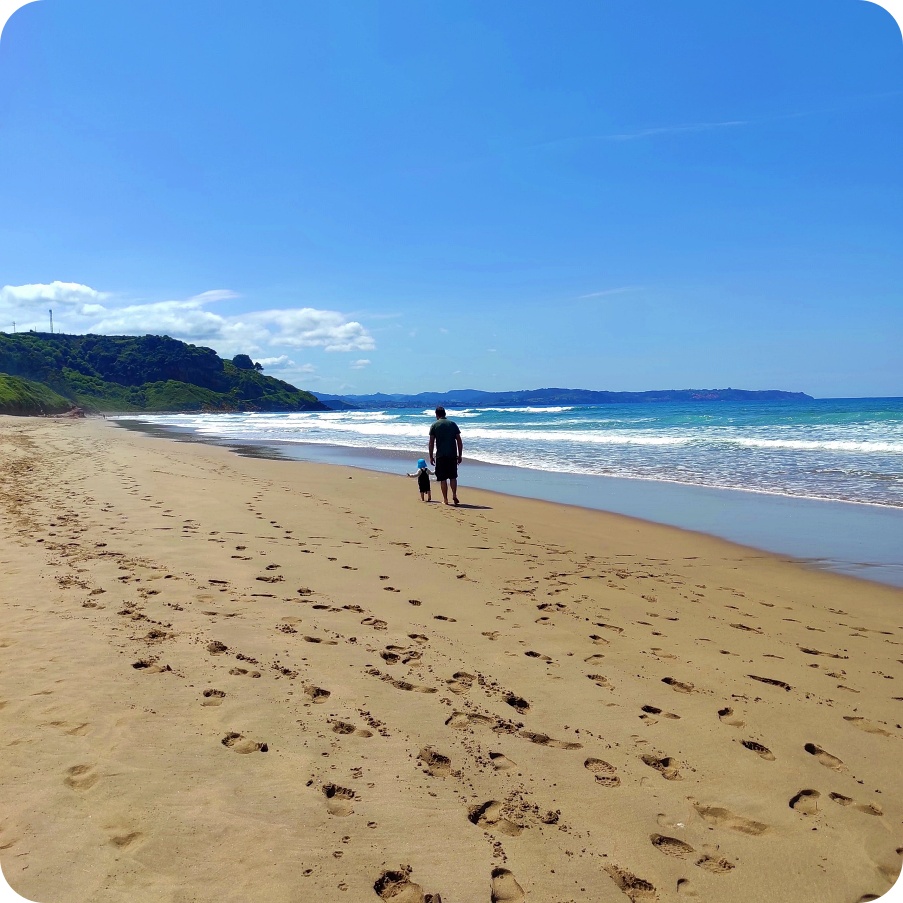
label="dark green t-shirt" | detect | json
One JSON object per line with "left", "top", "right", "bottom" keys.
{"left": 429, "top": 418, "right": 461, "bottom": 457}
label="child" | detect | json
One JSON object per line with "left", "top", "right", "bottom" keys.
{"left": 407, "top": 458, "right": 434, "bottom": 502}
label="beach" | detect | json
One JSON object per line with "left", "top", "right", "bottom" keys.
{"left": 1, "top": 415, "right": 901, "bottom": 903}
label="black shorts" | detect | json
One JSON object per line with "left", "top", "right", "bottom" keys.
{"left": 434, "top": 455, "right": 458, "bottom": 481}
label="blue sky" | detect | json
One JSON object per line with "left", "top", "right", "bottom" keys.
{"left": 0, "top": 1, "right": 900, "bottom": 398}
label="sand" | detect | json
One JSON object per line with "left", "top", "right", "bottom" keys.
{"left": 0, "top": 415, "right": 900, "bottom": 903}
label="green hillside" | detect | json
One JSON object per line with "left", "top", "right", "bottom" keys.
{"left": 0, "top": 333, "right": 328, "bottom": 414}
{"left": 0, "top": 374, "right": 74, "bottom": 415}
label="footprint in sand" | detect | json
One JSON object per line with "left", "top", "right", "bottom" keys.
{"left": 490, "top": 867, "right": 526, "bottom": 903}
{"left": 829, "top": 793, "right": 882, "bottom": 816}
{"left": 585, "top": 757, "right": 621, "bottom": 787}
{"left": 505, "top": 694, "right": 530, "bottom": 714}
{"left": 641, "top": 754, "right": 683, "bottom": 781}
{"left": 64, "top": 764, "right": 98, "bottom": 791}
{"left": 468, "top": 800, "right": 523, "bottom": 836}
{"left": 221, "top": 732, "right": 268, "bottom": 753}
{"left": 380, "top": 647, "right": 421, "bottom": 665}
{"left": 748, "top": 675, "right": 791, "bottom": 692}
{"left": 367, "top": 668, "right": 437, "bottom": 694}
{"left": 799, "top": 646, "right": 848, "bottom": 660}
{"left": 525, "top": 650, "right": 553, "bottom": 662}
{"left": 641, "top": 705, "right": 679, "bottom": 720}
{"left": 696, "top": 855, "right": 735, "bottom": 874}
{"left": 662, "top": 677, "right": 694, "bottom": 694}
{"left": 132, "top": 659, "right": 171, "bottom": 673}
{"left": 596, "top": 622, "right": 624, "bottom": 634}
{"left": 589, "top": 634, "right": 610, "bottom": 646}
{"left": 143, "top": 628, "right": 171, "bottom": 643}
{"left": 446, "top": 672, "right": 475, "bottom": 694}
{"left": 419, "top": 748, "right": 452, "bottom": 777}
{"left": 229, "top": 667, "right": 261, "bottom": 678}
{"left": 789, "top": 789, "right": 821, "bottom": 816}
{"left": 305, "top": 685, "right": 331, "bottom": 703}
{"left": 519, "top": 730, "right": 582, "bottom": 750}
{"left": 329, "top": 720, "right": 373, "bottom": 738}
{"left": 730, "top": 623, "right": 763, "bottom": 634}
{"left": 741, "top": 740, "right": 775, "bottom": 761}
{"left": 374, "top": 868, "right": 436, "bottom": 903}
{"left": 362, "top": 617, "right": 388, "bottom": 630}
{"left": 589, "top": 674, "right": 612, "bottom": 689}
{"left": 201, "top": 689, "right": 226, "bottom": 706}
{"left": 692, "top": 802, "right": 769, "bottom": 835}
{"left": 804, "top": 743, "right": 845, "bottom": 770}
{"left": 446, "top": 712, "right": 495, "bottom": 731}
{"left": 605, "top": 865, "right": 658, "bottom": 902}
{"left": 843, "top": 716, "right": 891, "bottom": 736}
{"left": 303, "top": 635, "right": 339, "bottom": 645}
{"left": 489, "top": 752, "right": 517, "bottom": 771}
{"left": 108, "top": 831, "right": 142, "bottom": 849}
{"left": 717, "top": 707, "right": 745, "bottom": 728}
{"left": 651, "top": 834, "right": 695, "bottom": 857}
{"left": 856, "top": 801, "right": 883, "bottom": 816}
{"left": 651, "top": 648, "right": 678, "bottom": 661}
{"left": 323, "top": 784, "right": 356, "bottom": 816}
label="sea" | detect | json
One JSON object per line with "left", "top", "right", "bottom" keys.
{"left": 113, "top": 397, "right": 903, "bottom": 588}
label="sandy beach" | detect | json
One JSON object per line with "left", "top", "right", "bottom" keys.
{"left": 1, "top": 415, "right": 901, "bottom": 903}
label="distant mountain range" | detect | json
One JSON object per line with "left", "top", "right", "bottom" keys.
{"left": 314, "top": 387, "right": 814, "bottom": 409}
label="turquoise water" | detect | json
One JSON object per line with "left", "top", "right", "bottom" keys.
{"left": 116, "top": 397, "right": 903, "bottom": 508}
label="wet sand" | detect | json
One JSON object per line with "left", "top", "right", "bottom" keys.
{"left": 1, "top": 416, "right": 901, "bottom": 903}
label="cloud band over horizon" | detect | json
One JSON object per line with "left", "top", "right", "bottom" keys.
{"left": 0, "top": 281, "right": 376, "bottom": 373}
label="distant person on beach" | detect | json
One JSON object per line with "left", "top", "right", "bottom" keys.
{"left": 428, "top": 406, "right": 463, "bottom": 506}
{"left": 407, "top": 458, "right": 434, "bottom": 502}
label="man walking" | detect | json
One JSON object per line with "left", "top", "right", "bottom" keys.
{"left": 428, "top": 406, "right": 463, "bottom": 506}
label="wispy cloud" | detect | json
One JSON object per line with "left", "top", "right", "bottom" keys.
{"left": 529, "top": 92, "right": 903, "bottom": 151}
{"left": 604, "top": 119, "right": 750, "bottom": 142}
{"left": 578, "top": 286, "right": 641, "bottom": 299}
{"left": 350, "top": 359, "right": 371, "bottom": 369}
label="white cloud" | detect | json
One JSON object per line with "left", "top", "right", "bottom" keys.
{"left": 0, "top": 282, "right": 376, "bottom": 358}
{"left": 0, "top": 281, "right": 108, "bottom": 315}
{"left": 245, "top": 308, "right": 375, "bottom": 353}
{"left": 350, "top": 359, "right": 371, "bottom": 369}
{"left": 256, "top": 355, "right": 306, "bottom": 372}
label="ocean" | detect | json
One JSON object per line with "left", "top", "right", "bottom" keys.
{"left": 114, "top": 397, "right": 903, "bottom": 587}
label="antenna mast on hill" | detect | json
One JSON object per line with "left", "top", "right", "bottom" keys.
{"left": 49, "top": 309, "right": 53, "bottom": 334}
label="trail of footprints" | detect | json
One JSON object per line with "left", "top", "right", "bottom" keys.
{"left": 5, "top": 428, "right": 900, "bottom": 903}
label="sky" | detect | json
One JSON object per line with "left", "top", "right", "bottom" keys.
{"left": 0, "top": 1, "right": 901, "bottom": 399}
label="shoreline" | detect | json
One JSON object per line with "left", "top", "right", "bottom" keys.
{"left": 2, "top": 415, "right": 901, "bottom": 903}
{"left": 113, "top": 418, "right": 903, "bottom": 588}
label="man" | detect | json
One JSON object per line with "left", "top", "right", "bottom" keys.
{"left": 428, "top": 406, "right": 463, "bottom": 506}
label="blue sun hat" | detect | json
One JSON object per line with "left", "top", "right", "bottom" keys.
{"left": 417, "top": 458, "right": 427, "bottom": 469}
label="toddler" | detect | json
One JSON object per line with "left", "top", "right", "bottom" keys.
{"left": 407, "top": 458, "right": 434, "bottom": 501}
